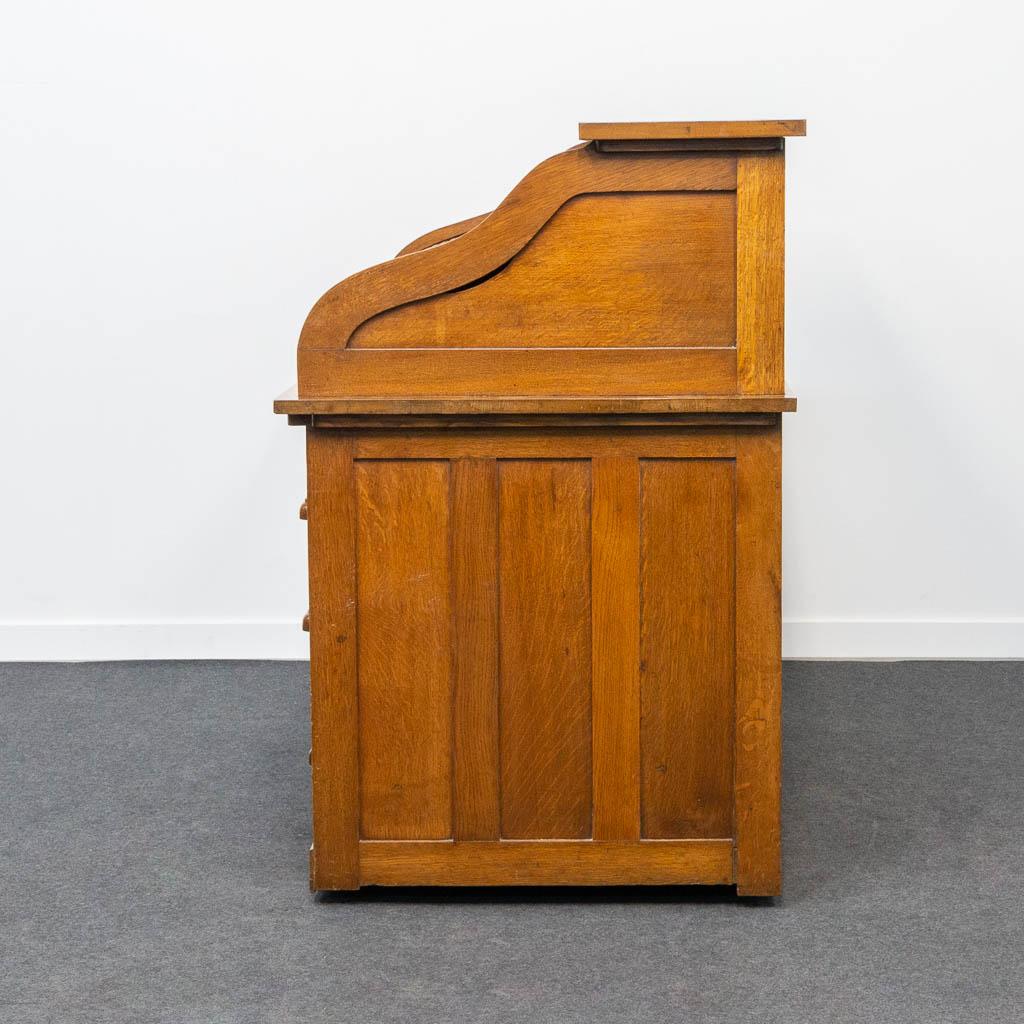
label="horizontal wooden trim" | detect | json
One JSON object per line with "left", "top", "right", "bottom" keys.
{"left": 301, "top": 414, "right": 778, "bottom": 431}
{"left": 595, "top": 139, "right": 783, "bottom": 153}
{"left": 358, "top": 839, "right": 734, "bottom": 886}
{"left": 297, "top": 348, "right": 738, "bottom": 398}
{"left": 350, "top": 431, "right": 739, "bottom": 459}
{"left": 580, "top": 120, "right": 806, "bottom": 141}
{"left": 274, "top": 388, "right": 796, "bottom": 416}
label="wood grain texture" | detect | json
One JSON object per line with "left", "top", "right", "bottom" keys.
{"left": 352, "top": 430, "right": 738, "bottom": 461}
{"left": 580, "top": 120, "right": 806, "bottom": 141}
{"left": 355, "top": 460, "right": 453, "bottom": 840}
{"left": 737, "top": 152, "right": 785, "bottom": 394}
{"left": 397, "top": 213, "right": 491, "bottom": 257}
{"left": 286, "top": 121, "right": 799, "bottom": 891}
{"left": 498, "top": 460, "right": 593, "bottom": 839}
{"left": 592, "top": 456, "right": 641, "bottom": 840}
{"left": 299, "top": 347, "right": 737, "bottom": 399}
{"left": 305, "top": 430, "right": 360, "bottom": 889}
{"left": 734, "top": 427, "right": 783, "bottom": 895}
{"left": 310, "top": 414, "right": 776, "bottom": 431}
{"left": 352, "top": 193, "right": 736, "bottom": 349}
{"left": 275, "top": 389, "right": 797, "bottom": 417}
{"left": 452, "top": 458, "right": 500, "bottom": 840}
{"left": 640, "top": 459, "right": 735, "bottom": 840}
{"left": 299, "top": 148, "right": 735, "bottom": 358}
{"left": 595, "top": 138, "right": 782, "bottom": 153}
{"left": 359, "top": 839, "right": 734, "bottom": 886}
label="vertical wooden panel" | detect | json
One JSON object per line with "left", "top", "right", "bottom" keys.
{"left": 306, "top": 429, "right": 360, "bottom": 889}
{"left": 640, "top": 459, "right": 735, "bottom": 840}
{"left": 737, "top": 151, "right": 785, "bottom": 394}
{"left": 452, "top": 458, "right": 500, "bottom": 840}
{"left": 498, "top": 460, "right": 593, "bottom": 839}
{"left": 355, "top": 460, "right": 453, "bottom": 839}
{"left": 734, "top": 426, "right": 783, "bottom": 895}
{"left": 592, "top": 456, "right": 641, "bottom": 840}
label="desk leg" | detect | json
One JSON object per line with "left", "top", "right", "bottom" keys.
{"left": 306, "top": 429, "right": 360, "bottom": 890}
{"left": 734, "top": 424, "right": 783, "bottom": 896}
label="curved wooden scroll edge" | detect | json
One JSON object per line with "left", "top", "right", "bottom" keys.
{"left": 396, "top": 213, "right": 492, "bottom": 257}
{"left": 297, "top": 143, "right": 736, "bottom": 356}
{"left": 298, "top": 145, "right": 597, "bottom": 352}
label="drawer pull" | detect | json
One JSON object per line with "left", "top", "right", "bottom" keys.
{"left": 302, "top": 612, "right": 310, "bottom": 632}
{"left": 299, "top": 500, "right": 308, "bottom": 520}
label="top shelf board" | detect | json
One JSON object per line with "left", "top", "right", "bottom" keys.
{"left": 579, "top": 120, "right": 806, "bottom": 141}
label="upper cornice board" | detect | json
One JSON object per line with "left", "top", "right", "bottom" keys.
{"left": 579, "top": 120, "right": 806, "bottom": 141}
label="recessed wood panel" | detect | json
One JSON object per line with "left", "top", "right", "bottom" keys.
{"left": 350, "top": 193, "right": 736, "bottom": 348}
{"left": 640, "top": 459, "right": 735, "bottom": 840}
{"left": 498, "top": 460, "right": 593, "bottom": 839}
{"left": 355, "top": 460, "right": 453, "bottom": 839}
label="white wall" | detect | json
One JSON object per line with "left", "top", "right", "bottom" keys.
{"left": 3, "top": 0, "right": 1022, "bottom": 660}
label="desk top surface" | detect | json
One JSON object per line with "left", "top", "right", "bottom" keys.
{"left": 274, "top": 389, "right": 797, "bottom": 417}
{"left": 579, "top": 120, "right": 806, "bottom": 141}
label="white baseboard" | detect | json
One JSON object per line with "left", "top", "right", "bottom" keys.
{"left": 0, "top": 623, "right": 310, "bottom": 662}
{"left": 0, "top": 620, "right": 1022, "bottom": 662}
{"left": 782, "top": 620, "right": 1024, "bottom": 660}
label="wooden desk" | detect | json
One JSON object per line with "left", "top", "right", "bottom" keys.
{"left": 276, "top": 120, "right": 803, "bottom": 895}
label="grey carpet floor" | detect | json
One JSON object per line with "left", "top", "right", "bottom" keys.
{"left": 1, "top": 661, "right": 1021, "bottom": 1024}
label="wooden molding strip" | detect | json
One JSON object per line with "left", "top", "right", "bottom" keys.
{"left": 350, "top": 432, "right": 739, "bottom": 460}
{"left": 299, "top": 348, "right": 737, "bottom": 399}
{"left": 275, "top": 388, "right": 796, "bottom": 416}
{"left": 580, "top": 120, "right": 806, "bottom": 141}
{"left": 293, "top": 414, "right": 778, "bottom": 431}
{"left": 595, "top": 138, "right": 783, "bottom": 153}
{"left": 358, "top": 839, "right": 734, "bottom": 886}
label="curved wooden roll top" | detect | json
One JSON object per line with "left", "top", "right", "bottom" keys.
{"left": 291, "top": 122, "right": 803, "bottom": 409}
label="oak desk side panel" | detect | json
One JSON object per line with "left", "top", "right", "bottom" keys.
{"left": 304, "top": 425, "right": 782, "bottom": 893}
{"left": 289, "top": 119, "right": 800, "bottom": 896}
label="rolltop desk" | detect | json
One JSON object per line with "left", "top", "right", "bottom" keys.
{"left": 275, "top": 119, "right": 803, "bottom": 895}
